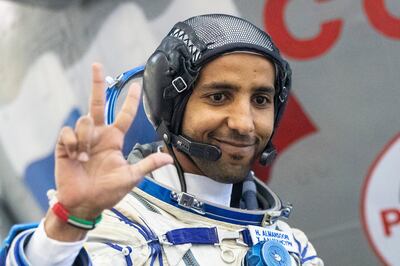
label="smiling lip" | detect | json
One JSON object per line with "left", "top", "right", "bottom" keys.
{"left": 212, "top": 137, "right": 256, "bottom": 148}
{"left": 212, "top": 138, "right": 256, "bottom": 157}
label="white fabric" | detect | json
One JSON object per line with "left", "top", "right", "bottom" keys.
{"left": 23, "top": 162, "right": 232, "bottom": 266}
{"left": 25, "top": 219, "right": 86, "bottom": 266}
{"left": 18, "top": 152, "right": 322, "bottom": 265}
{"left": 83, "top": 186, "right": 323, "bottom": 266}
{"left": 152, "top": 163, "right": 233, "bottom": 207}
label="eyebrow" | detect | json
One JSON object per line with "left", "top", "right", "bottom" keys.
{"left": 200, "top": 82, "right": 275, "bottom": 95}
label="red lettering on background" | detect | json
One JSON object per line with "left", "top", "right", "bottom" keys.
{"left": 364, "top": 0, "right": 400, "bottom": 39}
{"left": 264, "top": 0, "right": 343, "bottom": 60}
{"left": 381, "top": 208, "right": 400, "bottom": 236}
{"left": 253, "top": 94, "right": 318, "bottom": 182}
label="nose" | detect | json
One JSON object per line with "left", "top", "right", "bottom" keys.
{"left": 227, "top": 100, "right": 255, "bottom": 135}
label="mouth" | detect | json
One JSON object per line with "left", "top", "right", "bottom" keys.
{"left": 211, "top": 137, "right": 256, "bottom": 158}
{"left": 213, "top": 138, "right": 255, "bottom": 147}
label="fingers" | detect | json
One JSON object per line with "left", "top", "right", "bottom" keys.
{"left": 56, "top": 116, "right": 95, "bottom": 162}
{"left": 114, "top": 83, "right": 141, "bottom": 134}
{"left": 75, "top": 115, "right": 95, "bottom": 162}
{"left": 58, "top": 127, "right": 78, "bottom": 159}
{"left": 129, "top": 153, "right": 173, "bottom": 182}
{"left": 90, "top": 63, "right": 105, "bottom": 126}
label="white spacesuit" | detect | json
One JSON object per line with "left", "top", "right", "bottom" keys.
{"left": 3, "top": 144, "right": 323, "bottom": 265}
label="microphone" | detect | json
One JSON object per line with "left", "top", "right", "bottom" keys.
{"left": 259, "top": 144, "right": 277, "bottom": 165}
{"left": 171, "top": 134, "right": 222, "bottom": 161}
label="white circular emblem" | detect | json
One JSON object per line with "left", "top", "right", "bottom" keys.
{"left": 361, "top": 133, "right": 400, "bottom": 265}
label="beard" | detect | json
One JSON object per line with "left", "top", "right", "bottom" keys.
{"left": 190, "top": 154, "right": 255, "bottom": 183}
{"left": 186, "top": 131, "right": 264, "bottom": 184}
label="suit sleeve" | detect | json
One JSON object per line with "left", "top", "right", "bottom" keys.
{"left": 1, "top": 221, "right": 91, "bottom": 266}
{"left": 291, "top": 227, "right": 324, "bottom": 266}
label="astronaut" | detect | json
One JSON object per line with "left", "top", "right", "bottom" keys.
{"left": 1, "top": 14, "right": 323, "bottom": 265}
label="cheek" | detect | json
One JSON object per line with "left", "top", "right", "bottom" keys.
{"left": 181, "top": 99, "right": 196, "bottom": 135}
{"left": 182, "top": 111, "right": 221, "bottom": 138}
{"left": 182, "top": 105, "right": 224, "bottom": 141}
{"left": 255, "top": 113, "right": 275, "bottom": 143}
{"left": 182, "top": 100, "right": 216, "bottom": 138}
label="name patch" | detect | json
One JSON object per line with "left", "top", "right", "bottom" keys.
{"left": 247, "top": 225, "right": 297, "bottom": 254}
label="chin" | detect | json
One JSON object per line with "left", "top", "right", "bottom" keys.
{"left": 214, "top": 173, "right": 248, "bottom": 184}
{"left": 194, "top": 157, "right": 251, "bottom": 184}
{"left": 189, "top": 145, "right": 259, "bottom": 182}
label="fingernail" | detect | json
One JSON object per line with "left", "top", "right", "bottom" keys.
{"left": 78, "top": 152, "right": 89, "bottom": 162}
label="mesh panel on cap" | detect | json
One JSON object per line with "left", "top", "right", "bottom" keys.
{"left": 183, "top": 14, "right": 274, "bottom": 53}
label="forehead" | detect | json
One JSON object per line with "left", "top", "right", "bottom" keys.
{"left": 195, "top": 53, "right": 276, "bottom": 89}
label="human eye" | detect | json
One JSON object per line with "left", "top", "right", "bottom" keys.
{"left": 252, "top": 94, "right": 271, "bottom": 107}
{"left": 209, "top": 92, "right": 227, "bottom": 104}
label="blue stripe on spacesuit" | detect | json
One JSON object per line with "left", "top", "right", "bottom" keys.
{"left": 301, "top": 242, "right": 309, "bottom": 258}
{"left": 2, "top": 223, "right": 38, "bottom": 251}
{"left": 165, "top": 227, "right": 220, "bottom": 245}
{"left": 111, "top": 208, "right": 149, "bottom": 237}
{"left": 293, "top": 234, "right": 317, "bottom": 264}
{"left": 110, "top": 208, "right": 163, "bottom": 266}
{"left": 302, "top": 255, "right": 318, "bottom": 264}
{"left": 0, "top": 224, "right": 38, "bottom": 266}
{"left": 1, "top": 224, "right": 92, "bottom": 266}
{"left": 13, "top": 230, "right": 31, "bottom": 266}
{"left": 204, "top": 207, "right": 261, "bottom": 225}
{"left": 104, "top": 242, "right": 133, "bottom": 266}
{"left": 137, "top": 178, "right": 265, "bottom": 226}
{"left": 294, "top": 236, "right": 302, "bottom": 256}
{"left": 138, "top": 217, "right": 163, "bottom": 266}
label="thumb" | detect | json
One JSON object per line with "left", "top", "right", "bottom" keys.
{"left": 129, "top": 152, "right": 174, "bottom": 180}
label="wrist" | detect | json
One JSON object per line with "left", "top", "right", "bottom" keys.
{"left": 44, "top": 210, "right": 88, "bottom": 242}
{"left": 46, "top": 189, "right": 103, "bottom": 236}
{"left": 65, "top": 205, "right": 103, "bottom": 221}
{"left": 48, "top": 189, "right": 103, "bottom": 228}
{"left": 52, "top": 201, "right": 103, "bottom": 230}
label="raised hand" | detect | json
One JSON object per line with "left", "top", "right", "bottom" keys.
{"left": 45, "top": 63, "right": 172, "bottom": 240}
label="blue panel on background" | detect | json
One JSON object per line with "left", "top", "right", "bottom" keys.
{"left": 24, "top": 101, "right": 158, "bottom": 210}
{"left": 24, "top": 108, "right": 81, "bottom": 210}
{"left": 122, "top": 94, "right": 159, "bottom": 157}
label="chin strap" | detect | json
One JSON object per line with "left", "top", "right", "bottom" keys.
{"left": 165, "top": 143, "right": 187, "bottom": 192}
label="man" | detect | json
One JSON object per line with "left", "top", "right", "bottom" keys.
{"left": 1, "top": 14, "right": 323, "bottom": 265}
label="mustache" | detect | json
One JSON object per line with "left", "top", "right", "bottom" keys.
{"left": 209, "top": 130, "right": 259, "bottom": 145}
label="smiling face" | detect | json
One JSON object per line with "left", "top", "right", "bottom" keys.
{"left": 177, "top": 53, "right": 276, "bottom": 183}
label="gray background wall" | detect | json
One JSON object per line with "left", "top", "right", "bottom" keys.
{"left": 1, "top": 0, "right": 399, "bottom": 265}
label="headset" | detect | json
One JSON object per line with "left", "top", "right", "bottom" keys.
{"left": 106, "top": 14, "right": 292, "bottom": 194}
